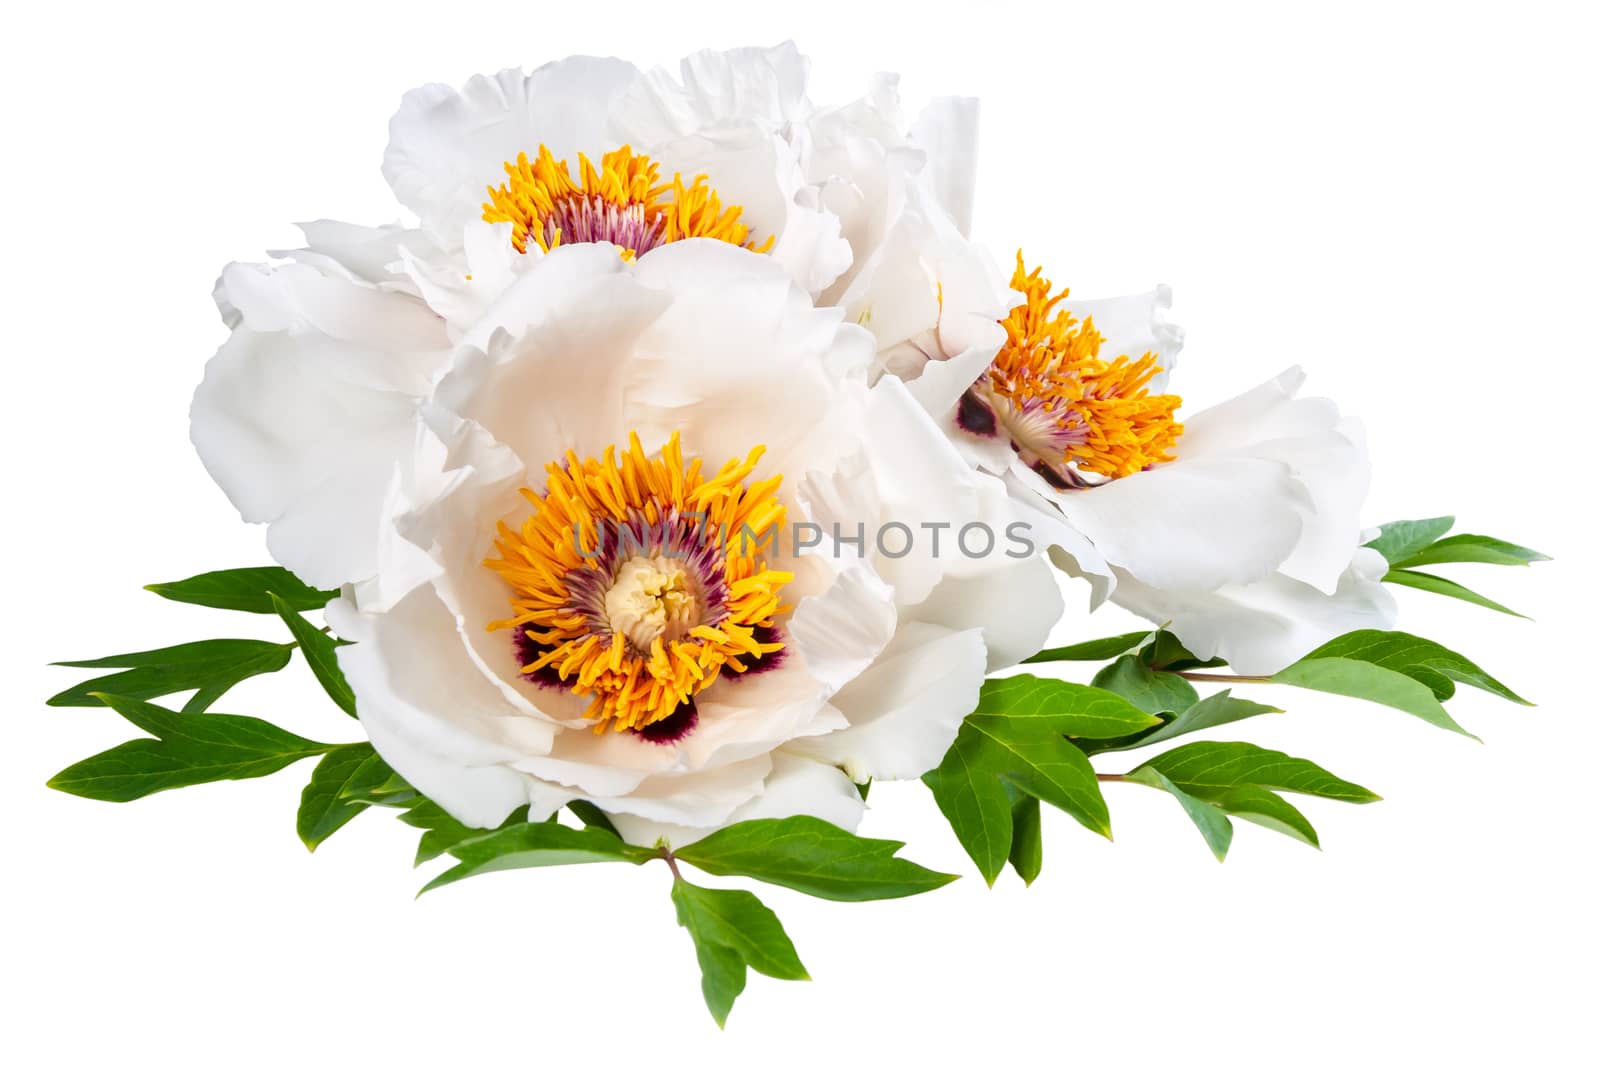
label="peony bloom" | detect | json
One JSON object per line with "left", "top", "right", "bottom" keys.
{"left": 324, "top": 242, "right": 1061, "bottom": 845}
{"left": 193, "top": 44, "right": 997, "bottom": 605}
{"left": 903, "top": 256, "right": 1396, "bottom": 673}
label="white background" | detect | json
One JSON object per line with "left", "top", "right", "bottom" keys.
{"left": 3, "top": 2, "right": 1595, "bottom": 1067}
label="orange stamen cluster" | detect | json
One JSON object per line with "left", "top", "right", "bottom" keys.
{"left": 482, "top": 145, "right": 774, "bottom": 258}
{"left": 984, "top": 255, "right": 1183, "bottom": 480}
{"left": 485, "top": 432, "right": 790, "bottom": 734}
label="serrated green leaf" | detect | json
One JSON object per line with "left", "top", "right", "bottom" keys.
{"left": 1133, "top": 741, "right": 1380, "bottom": 804}
{"left": 1091, "top": 654, "right": 1200, "bottom": 716}
{"left": 1090, "top": 690, "right": 1283, "bottom": 754}
{"left": 296, "top": 743, "right": 384, "bottom": 851}
{"left": 47, "top": 694, "right": 335, "bottom": 802}
{"left": 1128, "top": 767, "right": 1234, "bottom": 860}
{"left": 269, "top": 593, "right": 357, "bottom": 717}
{"left": 1365, "top": 516, "right": 1456, "bottom": 564}
{"left": 1007, "top": 795, "right": 1043, "bottom": 885}
{"left": 1022, "top": 630, "right": 1151, "bottom": 664}
{"left": 1295, "top": 630, "right": 1529, "bottom": 705}
{"left": 674, "top": 816, "right": 957, "bottom": 902}
{"left": 48, "top": 639, "right": 293, "bottom": 708}
{"left": 418, "top": 821, "right": 650, "bottom": 894}
{"left": 1393, "top": 533, "right": 1549, "bottom": 569}
{"left": 145, "top": 566, "right": 337, "bottom": 614}
{"left": 1385, "top": 569, "right": 1527, "bottom": 618}
{"left": 672, "top": 877, "right": 808, "bottom": 1026}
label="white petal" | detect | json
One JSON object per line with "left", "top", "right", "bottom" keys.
{"left": 615, "top": 42, "right": 812, "bottom": 142}
{"left": 1042, "top": 453, "right": 1308, "bottom": 593}
{"left": 328, "top": 591, "right": 556, "bottom": 828}
{"left": 910, "top": 552, "right": 1064, "bottom": 671}
{"left": 909, "top": 96, "right": 980, "bottom": 237}
{"left": 609, "top": 752, "right": 864, "bottom": 849}
{"left": 1109, "top": 548, "right": 1400, "bottom": 675}
{"left": 1064, "top": 284, "right": 1184, "bottom": 392}
{"left": 1179, "top": 368, "right": 1369, "bottom": 593}
{"left": 191, "top": 262, "right": 448, "bottom": 589}
{"left": 786, "top": 561, "right": 899, "bottom": 694}
{"left": 382, "top": 57, "right": 640, "bottom": 245}
{"left": 790, "top": 622, "right": 985, "bottom": 782}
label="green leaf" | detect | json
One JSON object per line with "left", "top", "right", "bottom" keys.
{"left": 674, "top": 816, "right": 958, "bottom": 902}
{"left": 1091, "top": 690, "right": 1282, "bottom": 754}
{"left": 925, "top": 681, "right": 1153, "bottom": 884}
{"left": 689, "top": 931, "right": 746, "bottom": 1029}
{"left": 47, "top": 694, "right": 334, "bottom": 802}
{"left": 1393, "top": 533, "right": 1549, "bottom": 570}
{"left": 145, "top": 566, "right": 337, "bottom": 614}
{"left": 182, "top": 680, "right": 235, "bottom": 713}
{"left": 1007, "top": 795, "right": 1043, "bottom": 885}
{"left": 1295, "top": 630, "right": 1529, "bottom": 705}
{"left": 339, "top": 768, "right": 414, "bottom": 806}
{"left": 48, "top": 639, "right": 293, "bottom": 708}
{"left": 1365, "top": 516, "right": 1455, "bottom": 565}
{"left": 1385, "top": 569, "right": 1527, "bottom": 618}
{"left": 1272, "top": 659, "right": 1476, "bottom": 738}
{"left": 1214, "top": 786, "right": 1320, "bottom": 848}
{"left": 672, "top": 878, "right": 808, "bottom": 1026}
{"left": 1091, "top": 654, "right": 1200, "bottom": 716}
{"left": 1132, "top": 741, "right": 1380, "bottom": 804}
{"left": 418, "top": 820, "right": 651, "bottom": 894}
{"left": 1127, "top": 767, "right": 1234, "bottom": 860}
{"left": 973, "top": 675, "right": 1166, "bottom": 738}
{"left": 566, "top": 799, "right": 620, "bottom": 835}
{"left": 1125, "top": 769, "right": 1320, "bottom": 859}
{"left": 922, "top": 745, "right": 1014, "bottom": 887}
{"left": 269, "top": 593, "right": 357, "bottom": 717}
{"left": 296, "top": 743, "right": 387, "bottom": 851}
{"left": 1138, "top": 630, "right": 1227, "bottom": 671}
{"left": 1022, "top": 630, "right": 1151, "bottom": 664}
{"left": 400, "top": 800, "right": 527, "bottom": 866}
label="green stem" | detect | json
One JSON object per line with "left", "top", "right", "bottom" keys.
{"left": 1176, "top": 671, "right": 1272, "bottom": 684}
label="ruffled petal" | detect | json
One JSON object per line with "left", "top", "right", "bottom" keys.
{"left": 909, "top": 552, "right": 1064, "bottom": 670}
{"left": 908, "top": 96, "right": 980, "bottom": 237}
{"left": 1042, "top": 452, "right": 1307, "bottom": 593}
{"left": 328, "top": 590, "right": 559, "bottom": 828}
{"left": 608, "top": 752, "right": 864, "bottom": 849}
{"left": 1063, "top": 284, "right": 1184, "bottom": 392}
{"left": 382, "top": 57, "right": 641, "bottom": 246}
{"left": 191, "top": 261, "right": 448, "bottom": 589}
{"left": 1109, "top": 547, "right": 1399, "bottom": 675}
{"left": 789, "top": 622, "right": 985, "bottom": 782}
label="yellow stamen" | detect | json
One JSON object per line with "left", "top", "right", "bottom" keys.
{"left": 484, "top": 432, "right": 789, "bottom": 735}
{"left": 482, "top": 144, "right": 775, "bottom": 259}
{"left": 981, "top": 254, "right": 1183, "bottom": 480}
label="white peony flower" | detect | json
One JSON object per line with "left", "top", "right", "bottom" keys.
{"left": 324, "top": 241, "right": 1061, "bottom": 845}
{"left": 193, "top": 44, "right": 998, "bottom": 604}
{"left": 902, "top": 256, "right": 1396, "bottom": 674}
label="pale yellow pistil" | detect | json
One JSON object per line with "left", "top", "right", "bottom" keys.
{"left": 604, "top": 557, "right": 700, "bottom": 651}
